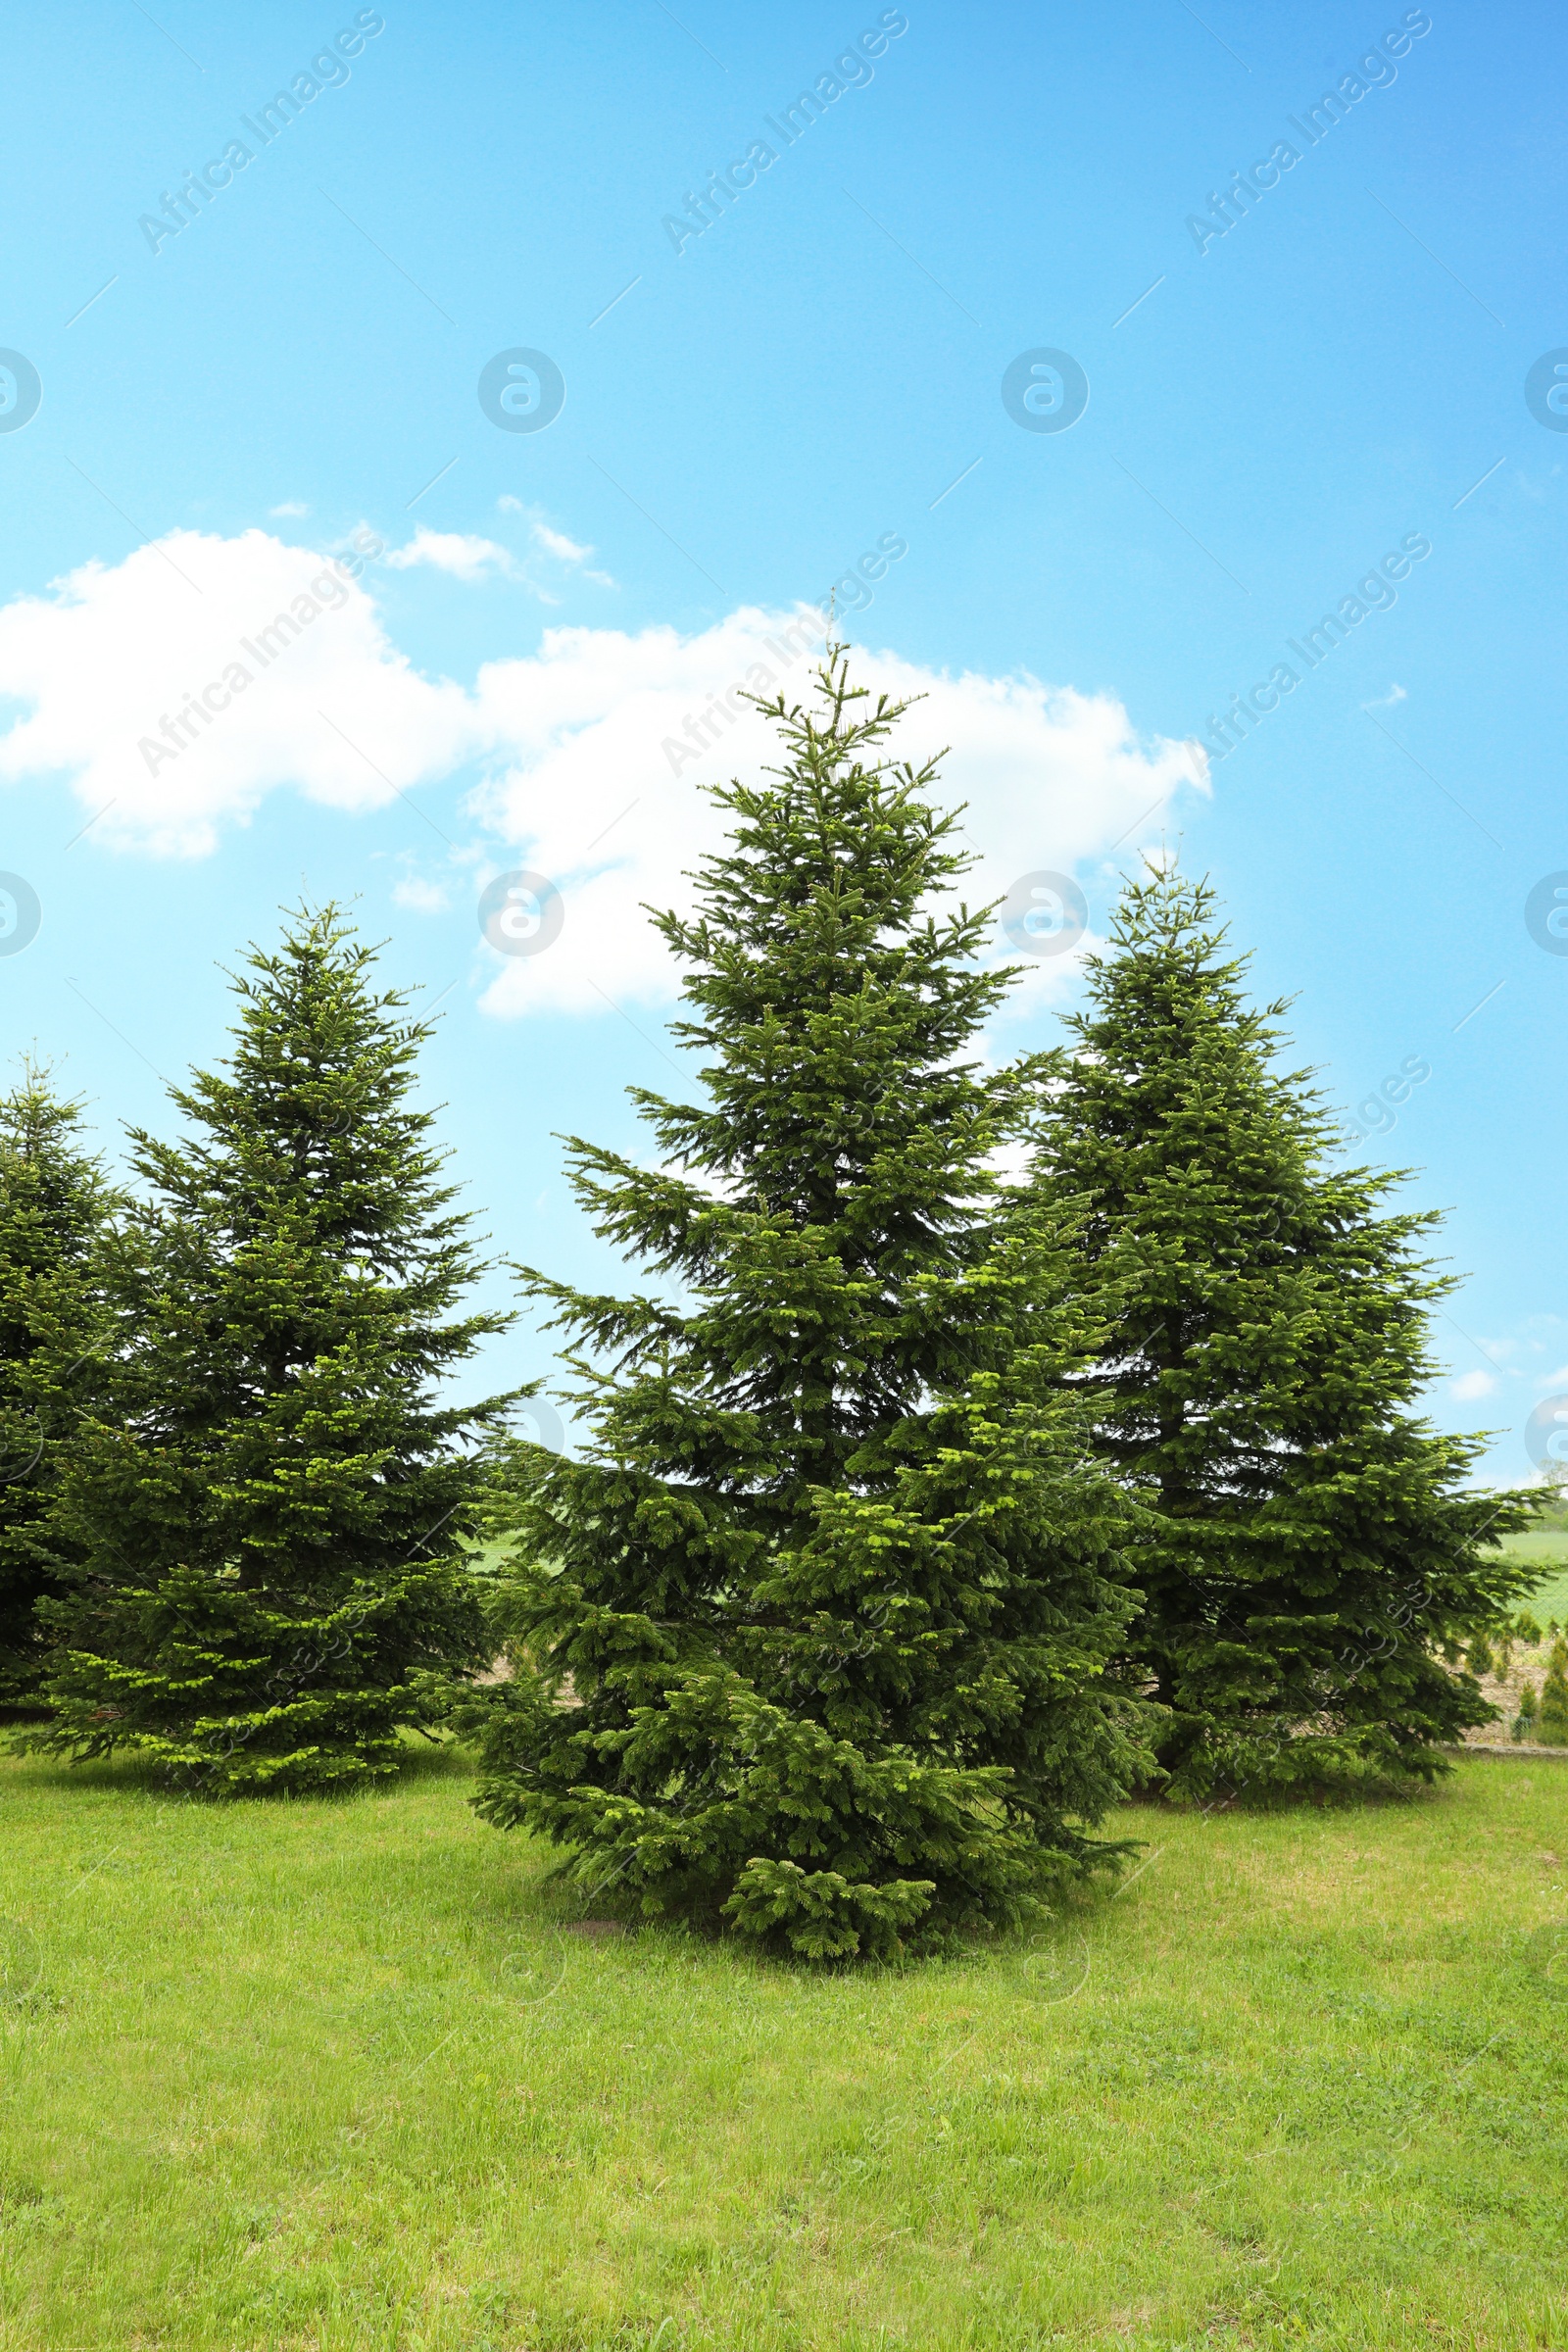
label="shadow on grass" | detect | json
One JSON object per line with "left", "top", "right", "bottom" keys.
{"left": 1, "top": 1726, "right": 480, "bottom": 1806}
{"left": 1126, "top": 1768, "right": 1451, "bottom": 1817}
{"left": 2, "top": 1743, "right": 176, "bottom": 1800}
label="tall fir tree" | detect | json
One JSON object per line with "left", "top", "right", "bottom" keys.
{"left": 0, "top": 1067, "right": 117, "bottom": 1714}
{"left": 469, "top": 653, "right": 1153, "bottom": 1957}
{"left": 32, "top": 908, "right": 516, "bottom": 1792}
{"left": 1032, "top": 864, "right": 1535, "bottom": 1795}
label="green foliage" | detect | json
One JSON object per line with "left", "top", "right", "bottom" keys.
{"left": 1032, "top": 865, "right": 1538, "bottom": 1797}
{"left": 29, "top": 907, "right": 516, "bottom": 1793}
{"left": 0, "top": 1067, "right": 117, "bottom": 1713}
{"left": 1512, "top": 1682, "right": 1539, "bottom": 1742}
{"left": 469, "top": 654, "right": 1154, "bottom": 1955}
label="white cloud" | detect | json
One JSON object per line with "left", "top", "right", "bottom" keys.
{"left": 530, "top": 520, "right": 593, "bottom": 565}
{"left": 1451, "top": 1369, "right": 1498, "bottom": 1401}
{"left": 383, "top": 520, "right": 613, "bottom": 596}
{"left": 0, "top": 531, "right": 1207, "bottom": 1005}
{"left": 0, "top": 528, "right": 476, "bottom": 856}
{"left": 383, "top": 528, "right": 517, "bottom": 583}
{"left": 469, "top": 611, "right": 1205, "bottom": 1017}
{"left": 499, "top": 503, "right": 616, "bottom": 589}
{"left": 270, "top": 500, "right": 310, "bottom": 518}
{"left": 1362, "top": 683, "right": 1407, "bottom": 710}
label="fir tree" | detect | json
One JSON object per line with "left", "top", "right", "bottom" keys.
{"left": 0, "top": 1067, "right": 116, "bottom": 1714}
{"left": 469, "top": 654, "right": 1152, "bottom": 1957}
{"left": 1032, "top": 865, "right": 1535, "bottom": 1796}
{"left": 31, "top": 908, "right": 516, "bottom": 1792}
{"left": 1537, "top": 1641, "right": 1568, "bottom": 1745}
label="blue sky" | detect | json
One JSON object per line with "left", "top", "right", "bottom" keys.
{"left": 0, "top": 0, "right": 1562, "bottom": 1481}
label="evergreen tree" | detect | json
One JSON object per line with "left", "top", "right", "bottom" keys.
{"left": 1537, "top": 1641, "right": 1568, "bottom": 1745}
{"left": 469, "top": 654, "right": 1152, "bottom": 1957}
{"left": 0, "top": 1067, "right": 116, "bottom": 1714}
{"left": 1032, "top": 865, "right": 1535, "bottom": 1796}
{"left": 31, "top": 908, "right": 516, "bottom": 1792}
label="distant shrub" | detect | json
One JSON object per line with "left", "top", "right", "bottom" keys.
{"left": 1537, "top": 1642, "right": 1568, "bottom": 1747}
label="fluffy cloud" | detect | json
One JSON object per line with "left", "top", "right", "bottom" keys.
{"left": 1450, "top": 1368, "right": 1498, "bottom": 1401}
{"left": 468, "top": 612, "right": 1204, "bottom": 1016}
{"left": 383, "top": 528, "right": 518, "bottom": 582}
{"left": 0, "top": 529, "right": 475, "bottom": 856}
{"left": 0, "top": 526, "right": 1206, "bottom": 1005}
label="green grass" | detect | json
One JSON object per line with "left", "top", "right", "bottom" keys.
{"left": 1498, "top": 1531, "right": 1568, "bottom": 1623}
{"left": 3, "top": 1746, "right": 1567, "bottom": 2351}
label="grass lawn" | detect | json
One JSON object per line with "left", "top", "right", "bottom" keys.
{"left": 1498, "top": 1532, "right": 1568, "bottom": 1623}
{"left": 2, "top": 1745, "right": 1567, "bottom": 2351}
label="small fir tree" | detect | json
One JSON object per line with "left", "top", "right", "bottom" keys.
{"left": 1032, "top": 865, "right": 1535, "bottom": 1796}
{"left": 470, "top": 654, "right": 1153, "bottom": 1956}
{"left": 0, "top": 1068, "right": 117, "bottom": 1714}
{"left": 1537, "top": 1641, "right": 1568, "bottom": 1746}
{"left": 31, "top": 908, "right": 516, "bottom": 1792}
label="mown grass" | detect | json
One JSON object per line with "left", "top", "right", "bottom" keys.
{"left": 2, "top": 1742, "right": 1567, "bottom": 2351}
{"left": 1499, "top": 1530, "right": 1568, "bottom": 1622}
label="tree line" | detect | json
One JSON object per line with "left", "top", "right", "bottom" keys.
{"left": 0, "top": 654, "right": 1537, "bottom": 1956}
